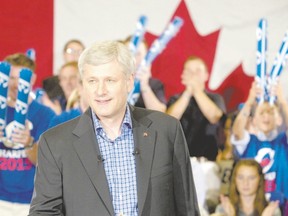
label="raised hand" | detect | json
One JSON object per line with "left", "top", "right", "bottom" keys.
{"left": 10, "top": 120, "right": 33, "bottom": 148}
{"left": 262, "top": 201, "right": 279, "bottom": 216}
{"left": 219, "top": 194, "right": 236, "bottom": 216}
{"left": 136, "top": 65, "right": 151, "bottom": 92}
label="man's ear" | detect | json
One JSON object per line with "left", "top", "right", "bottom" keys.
{"left": 127, "top": 73, "right": 135, "bottom": 93}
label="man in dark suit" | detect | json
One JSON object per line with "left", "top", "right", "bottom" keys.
{"left": 29, "top": 41, "right": 199, "bottom": 216}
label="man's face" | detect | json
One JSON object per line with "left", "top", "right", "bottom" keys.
{"left": 59, "top": 65, "right": 79, "bottom": 99}
{"left": 181, "top": 59, "right": 208, "bottom": 87}
{"left": 63, "top": 42, "right": 84, "bottom": 63}
{"left": 7, "top": 66, "right": 35, "bottom": 107}
{"left": 7, "top": 66, "right": 22, "bottom": 105}
{"left": 82, "top": 61, "right": 134, "bottom": 121}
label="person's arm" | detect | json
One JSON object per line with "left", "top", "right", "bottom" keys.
{"left": 173, "top": 120, "right": 200, "bottom": 215}
{"left": 193, "top": 89, "right": 224, "bottom": 124}
{"left": 167, "top": 77, "right": 224, "bottom": 123}
{"left": 166, "top": 90, "right": 191, "bottom": 119}
{"left": 141, "top": 85, "right": 166, "bottom": 112}
{"left": 138, "top": 67, "right": 166, "bottom": 112}
{"left": 273, "top": 82, "right": 288, "bottom": 131}
{"left": 28, "top": 135, "right": 64, "bottom": 216}
{"left": 232, "top": 81, "right": 258, "bottom": 140}
{"left": 10, "top": 120, "right": 38, "bottom": 164}
{"left": 0, "top": 126, "right": 4, "bottom": 141}
{"left": 25, "top": 141, "right": 38, "bottom": 165}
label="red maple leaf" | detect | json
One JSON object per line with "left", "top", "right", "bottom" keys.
{"left": 145, "top": 0, "right": 253, "bottom": 112}
{"left": 0, "top": 1, "right": 53, "bottom": 89}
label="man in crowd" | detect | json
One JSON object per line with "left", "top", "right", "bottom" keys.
{"left": 0, "top": 53, "right": 55, "bottom": 216}
{"left": 29, "top": 41, "right": 200, "bottom": 216}
{"left": 167, "top": 56, "right": 226, "bottom": 161}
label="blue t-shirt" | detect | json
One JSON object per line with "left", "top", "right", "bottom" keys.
{"left": 48, "top": 108, "right": 82, "bottom": 128}
{"left": 0, "top": 100, "right": 55, "bottom": 204}
{"left": 236, "top": 132, "right": 288, "bottom": 204}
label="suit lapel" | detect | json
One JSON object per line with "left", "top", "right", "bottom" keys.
{"left": 72, "top": 107, "right": 157, "bottom": 215}
{"left": 72, "top": 109, "right": 114, "bottom": 216}
{"left": 130, "top": 106, "right": 156, "bottom": 215}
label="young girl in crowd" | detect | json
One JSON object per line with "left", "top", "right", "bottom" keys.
{"left": 214, "top": 159, "right": 281, "bottom": 216}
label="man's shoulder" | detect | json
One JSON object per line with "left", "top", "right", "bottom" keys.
{"left": 149, "top": 77, "right": 163, "bottom": 85}
{"left": 44, "top": 114, "right": 81, "bottom": 138}
{"left": 51, "top": 108, "right": 81, "bottom": 124}
{"left": 28, "top": 100, "right": 56, "bottom": 115}
{"left": 205, "top": 90, "right": 223, "bottom": 99}
{"left": 38, "top": 116, "right": 82, "bottom": 155}
{"left": 167, "top": 93, "right": 182, "bottom": 104}
{"left": 205, "top": 90, "right": 226, "bottom": 112}
{"left": 27, "top": 100, "right": 56, "bottom": 125}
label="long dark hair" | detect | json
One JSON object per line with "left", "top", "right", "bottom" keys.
{"left": 229, "top": 159, "right": 267, "bottom": 215}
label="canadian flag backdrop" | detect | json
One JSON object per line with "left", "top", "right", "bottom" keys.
{"left": 1, "top": 0, "right": 288, "bottom": 112}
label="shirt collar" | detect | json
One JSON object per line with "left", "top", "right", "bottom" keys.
{"left": 92, "top": 105, "right": 132, "bottom": 131}
{"left": 256, "top": 129, "right": 278, "bottom": 141}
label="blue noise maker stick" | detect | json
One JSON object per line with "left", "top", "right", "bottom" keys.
{"left": 5, "top": 68, "right": 33, "bottom": 148}
{"left": 128, "top": 16, "right": 184, "bottom": 105}
{"left": 255, "top": 19, "right": 268, "bottom": 104}
{"left": 0, "top": 62, "right": 11, "bottom": 140}
{"left": 129, "top": 15, "right": 148, "bottom": 55}
{"left": 26, "top": 48, "right": 36, "bottom": 61}
{"left": 33, "top": 88, "right": 45, "bottom": 103}
{"left": 14, "top": 68, "right": 33, "bottom": 129}
{"left": 268, "top": 30, "right": 288, "bottom": 105}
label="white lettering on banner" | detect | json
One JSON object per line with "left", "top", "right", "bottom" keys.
{"left": 12, "top": 121, "right": 26, "bottom": 131}
{"left": 264, "top": 171, "right": 276, "bottom": 193}
{"left": 15, "top": 100, "right": 28, "bottom": 115}
{"left": 0, "top": 119, "right": 5, "bottom": 128}
{"left": 18, "top": 79, "right": 30, "bottom": 94}
{"left": 0, "top": 95, "right": 7, "bottom": 109}
{"left": 0, "top": 73, "right": 9, "bottom": 88}
{"left": 255, "top": 147, "right": 275, "bottom": 173}
{"left": 265, "top": 171, "right": 276, "bottom": 180}
{"left": 0, "top": 149, "right": 26, "bottom": 158}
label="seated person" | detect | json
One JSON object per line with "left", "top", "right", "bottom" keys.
{"left": 214, "top": 159, "right": 281, "bottom": 216}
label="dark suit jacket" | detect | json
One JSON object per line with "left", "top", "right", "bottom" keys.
{"left": 29, "top": 106, "right": 200, "bottom": 216}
